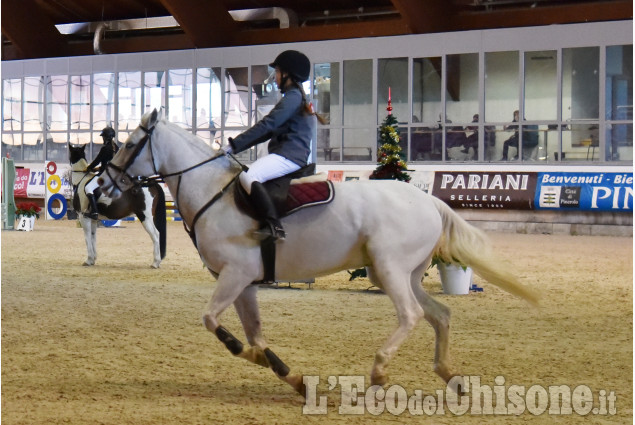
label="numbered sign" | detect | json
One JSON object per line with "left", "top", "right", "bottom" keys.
{"left": 16, "top": 215, "right": 35, "bottom": 231}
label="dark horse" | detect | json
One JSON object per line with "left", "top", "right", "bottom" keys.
{"left": 69, "top": 143, "right": 167, "bottom": 267}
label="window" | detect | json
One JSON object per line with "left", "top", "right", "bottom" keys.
{"left": 46, "top": 75, "right": 68, "bottom": 161}
{"left": 196, "top": 68, "right": 222, "bottom": 146}
{"left": 446, "top": 53, "right": 478, "bottom": 161}
{"left": 524, "top": 50, "right": 557, "bottom": 121}
{"left": 118, "top": 71, "right": 142, "bottom": 140}
{"left": 314, "top": 62, "right": 340, "bottom": 161}
{"left": 343, "top": 59, "right": 373, "bottom": 161}
{"left": 144, "top": 71, "right": 166, "bottom": 114}
{"left": 168, "top": 69, "right": 192, "bottom": 130}
{"left": 606, "top": 45, "right": 633, "bottom": 162}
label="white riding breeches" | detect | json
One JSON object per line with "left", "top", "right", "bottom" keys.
{"left": 85, "top": 176, "right": 100, "bottom": 193}
{"left": 239, "top": 153, "right": 301, "bottom": 194}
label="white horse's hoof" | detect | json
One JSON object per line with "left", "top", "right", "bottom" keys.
{"left": 151, "top": 263, "right": 160, "bottom": 269}
{"left": 82, "top": 261, "right": 94, "bottom": 267}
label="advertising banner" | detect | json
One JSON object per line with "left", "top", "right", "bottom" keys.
{"left": 535, "top": 172, "right": 633, "bottom": 211}
{"left": 14, "top": 164, "right": 73, "bottom": 199}
{"left": 432, "top": 172, "right": 538, "bottom": 209}
{"left": 14, "top": 168, "right": 30, "bottom": 198}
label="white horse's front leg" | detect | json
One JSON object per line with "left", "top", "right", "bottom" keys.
{"left": 204, "top": 268, "right": 306, "bottom": 396}
{"left": 80, "top": 215, "right": 96, "bottom": 266}
{"left": 140, "top": 218, "right": 161, "bottom": 268}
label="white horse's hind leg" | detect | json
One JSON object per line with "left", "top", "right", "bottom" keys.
{"left": 140, "top": 218, "right": 162, "bottom": 268}
{"left": 232, "top": 285, "right": 269, "bottom": 367}
{"left": 409, "top": 263, "right": 461, "bottom": 392}
{"left": 367, "top": 266, "right": 425, "bottom": 387}
{"left": 80, "top": 215, "right": 97, "bottom": 266}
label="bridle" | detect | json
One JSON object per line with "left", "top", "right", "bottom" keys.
{"left": 103, "top": 121, "right": 245, "bottom": 248}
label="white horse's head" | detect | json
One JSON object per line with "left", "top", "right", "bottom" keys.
{"left": 98, "top": 109, "right": 161, "bottom": 198}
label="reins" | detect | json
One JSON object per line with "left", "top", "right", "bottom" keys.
{"left": 106, "top": 122, "right": 247, "bottom": 249}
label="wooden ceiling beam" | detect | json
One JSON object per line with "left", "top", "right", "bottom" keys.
{"left": 158, "top": 0, "right": 237, "bottom": 47}
{"left": 1, "top": 0, "right": 68, "bottom": 59}
{"left": 453, "top": 1, "right": 633, "bottom": 30}
{"left": 390, "top": 0, "right": 453, "bottom": 33}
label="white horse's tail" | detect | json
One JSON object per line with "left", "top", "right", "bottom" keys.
{"left": 430, "top": 196, "right": 540, "bottom": 306}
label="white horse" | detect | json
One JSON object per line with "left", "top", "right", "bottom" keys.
{"left": 69, "top": 143, "right": 167, "bottom": 268}
{"left": 99, "top": 109, "right": 539, "bottom": 396}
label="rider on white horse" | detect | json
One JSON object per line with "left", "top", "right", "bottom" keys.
{"left": 224, "top": 50, "right": 317, "bottom": 241}
{"left": 84, "top": 127, "right": 119, "bottom": 219}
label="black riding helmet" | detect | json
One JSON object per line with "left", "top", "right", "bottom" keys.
{"left": 269, "top": 50, "right": 311, "bottom": 83}
{"left": 100, "top": 126, "right": 116, "bottom": 139}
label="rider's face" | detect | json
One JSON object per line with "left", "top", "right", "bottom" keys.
{"left": 275, "top": 68, "right": 282, "bottom": 87}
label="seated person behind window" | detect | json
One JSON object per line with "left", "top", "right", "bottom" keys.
{"left": 463, "top": 114, "right": 496, "bottom": 158}
{"left": 501, "top": 110, "right": 520, "bottom": 160}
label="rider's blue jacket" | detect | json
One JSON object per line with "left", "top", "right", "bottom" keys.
{"left": 229, "top": 87, "right": 316, "bottom": 167}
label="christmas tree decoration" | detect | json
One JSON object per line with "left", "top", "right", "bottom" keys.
{"left": 369, "top": 87, "right": 411, "bottom": 183}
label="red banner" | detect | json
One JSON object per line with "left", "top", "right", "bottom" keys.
{"left": 14, "top": 168, "right": 30, "bottom": 198}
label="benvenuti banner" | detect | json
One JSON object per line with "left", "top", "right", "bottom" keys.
{"left": 535, "top": 172, "right": 633, "bottom": 212}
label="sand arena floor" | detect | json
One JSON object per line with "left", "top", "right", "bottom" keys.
{"left": 1, "top": 219, "right": 632, "bottom": 424}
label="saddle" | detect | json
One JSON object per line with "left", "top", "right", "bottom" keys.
{"left": 234, "top": 164, "right": 335, "bottom": 284}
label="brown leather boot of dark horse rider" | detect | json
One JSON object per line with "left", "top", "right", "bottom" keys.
{"left": 248, "top": 181, "right": 286, "bottom": 241}
{"left": 86, "top": 193, "right": 99, "bottom": 220}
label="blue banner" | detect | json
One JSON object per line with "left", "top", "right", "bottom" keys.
{"left": 535, "top": 172, "right": 633, "bottom": 211}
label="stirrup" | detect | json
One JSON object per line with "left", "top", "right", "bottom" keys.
{"left": 252, "top": 221, "right": 286, "bottom": 241}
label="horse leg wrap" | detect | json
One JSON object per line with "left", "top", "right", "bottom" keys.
{"left": 264, "top": 348, "right": 290, "bottom": 377}
{"left": 215, "top": 326, "right": 244, "bottom": 356}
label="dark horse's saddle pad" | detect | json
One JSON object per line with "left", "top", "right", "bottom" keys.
{"left": 234, "top": 163, "right": 335, "bottom": 218}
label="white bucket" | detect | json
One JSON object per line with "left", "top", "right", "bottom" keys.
{"left": 16, "top": 215, "right": 35, "bottom": 231}
{"left": 439, "top": 264, "right": 473, "bottom": 295}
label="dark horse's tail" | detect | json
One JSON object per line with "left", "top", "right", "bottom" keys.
{"left": 151, "top": 183, "right": 167, "bottom": 259}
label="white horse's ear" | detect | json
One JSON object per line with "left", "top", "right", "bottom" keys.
{"left": 148, "top": 108, "right": 159, "bottom": 127}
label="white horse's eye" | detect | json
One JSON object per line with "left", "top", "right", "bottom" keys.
{"left": 125, "top": 142, "right": 135, "bottom": 149}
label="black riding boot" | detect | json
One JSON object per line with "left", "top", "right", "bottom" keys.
{"left": 86, "top": 193, "right": 99, "bottom": 220}
{"left": 248, "top": 182, "right": 286, "bottom": 241}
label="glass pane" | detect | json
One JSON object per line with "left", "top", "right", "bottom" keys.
{"left": 93, "top": 73, "right": 115, "bottom": 131}
{"left": 412, "top": 57, "right": 442, "bottom": 125}
{"left": 251, "top": 64, "right": 279, "bottom": 159}
{"left": 411, "top": 125, "right": 442, "bottom": 161}
{"left": 606, "top": 45, "right": 633, "bottom": 121}
{"left": 535, "top": 125, "right": 558, "bottom": 162}
{"left": 524, "top": 50, "right": 557, "bottom": 120}
{"left": 69, "top": 75, "right": 91, "bottom": 130}
{"left": 561, "top": 123, "right": 599, "bottom": 162}
{"left": 343, "top": 59, "right": 373, "bottom": 126}
{"left": 168, "top": 69, "right": 192, "bottom": 129}
{"left": 606, "top": 123, "right": 633, "bottom": 161}
{"left": 47, "top": 75, "right": 68, "bottom": 132}
{"left": 196, "top": 67, "right": 221, "bottom": 146}
{"left": 144, "top": 71, "right": 166, "bottom": 115}
{"left": 224, "top": 68, "right": 249, "bottom": 127}
{"left": 485, "top": 51, "right": 518, "bottom": 123}
{"left": 445, "top": 125, "right": 470, "bottom": 161}
{"left": 23, "top": 132, "right": 43, "bottom": 161}
{"left": 46, "top": 132, "right": 67, "bottom": 162}
{"left": 317, "top": 128, "right": 341, "bottom": 162}
{"left": 446, "top": 53, "right": 478, "bottom": 124}
{"left": 314, "top": 62, "right": 340, "bottom": 125}
{"left": 1, "top": 133, "right": 21, "bottom": 160}
{"left": 562, "top": 47, "right": 599, "bottom": 120}
{"left": 3, "top": 79, "right": 21, "bottom": 132}
{"left": 343, "top": 128, "right": 372, "bottom": 161}
{"left": 118, "top": 71, "right": 142, "bottom": 133}
{"left": 69, "top": 132, "right": 91, "bottom": 146}
{"left": 378, "top": 58, "right": 408, "bottom": 123}
{"left": 24, "top": 77, "right": 45, "bottom": 132}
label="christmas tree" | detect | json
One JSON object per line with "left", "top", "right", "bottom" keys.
{"left": 349, "top": 90, "right": 411, "bottom": 282}
{"left": 369, "top": 88, "right": 411, "bottom": 182}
